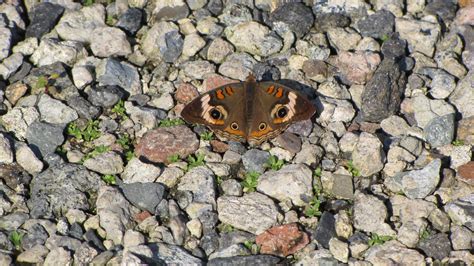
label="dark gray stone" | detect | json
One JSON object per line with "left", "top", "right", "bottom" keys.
{"left": 314, "top": 211, "right": 336, "bottom": 249}
{"left": 25, "top": 62, "right": 78, "bottom": 101}
{"left": 425, "top": 0, "right": 457, "bottom": 23}
{"left": 200, "top": 231, "right": 219, "bottom": 255}
{"left": 67, "top": 95, "right": 101, "bottom": 119}
{"left": 207, "top": 0, "right": 224, "bottom": 15}
{"left": 360, "top": 59, "right": 406, "bottom": 122}
{"left": 268, "top": 2, "right": 314, "bottom": 38}
{"left": 253, "top": 62, "right": 281, "bottom": 82}
{"left": 198, "top": 211, "right": 219, "bottom": 235}
{"left": 0, "top": 212, "right": 29, "bottom": 231}
{"left": 87, "top": 85, "right": 124, "bottom": 108}
{"left": 84, "top": 229, "right": 106, "bottom": 251}
{"left": 313, "top": 13, "right": 350, "bottom": 32}
{"left": 97, "top": 58, "right": 141, "bottom": 95}
{"left": 27, "top": 163, "right": 102, "bottom": 218}
{"left": 162, "top": 30, "right": 184, "bottom": 63}
{"left": 381, "top": 34, "right": 407, "bottom": 59}
{"left": 69, "top": 222, "right": 84, "bottom": 240}
{"left": 119, "top": 182, "right": 166, "bottom": 214}
{"left": 418, "top": 233, "right": 452, "bottom": 260}
{"left": 45, "top": 235, "right": 82, "bottom": 251}
{"left": 218, "top": 231, "right": 254, "bottom": 250}
{"left": 116, "top": 8, "right": 143, "bottom": 35}
{"left": 8, "top": 61, "right": 32, "bottom": 83}
{"left": 26, "top": 121, "right": 65, "bottom": 157}
{"left": 242, "top": 149, "right": 270, "bottom": 174}
{"left": 0, "top": 231, "right": 14, "bottom": 251}
{"left": 26, "top": 3, "right": 65, "bottom": 39}
{"left": 357, "top": 9, "right": 395, "bottom": 39}
{"left": 208, "top": 255, "right": 286, "bottom": 266}
{"left": 424, "top": 114, "right": 455, "bottom": 148}
{"left": 21, "top": 223, "right": 49, "bottom": 250}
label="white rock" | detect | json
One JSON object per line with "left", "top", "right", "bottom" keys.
{"left": 121, "top": 157, "right": 162, "bottom": 183}
{"left": 225, "top": 21, "right": 282, "bottom": 57}
{"left": 15, "top": 143, "right": 43, "bottom": 175}
{"left": 55, "top": 4, "right": 106, "bottom": 43}
{"left": 37, "top": 94, "right": 78, "bottom": 124}
{"left": 182, "top": 33, "right": 206, "bottom": 57}
{"left": 31, "top": 38, "right": 88, "bottom": 67}
{"left": 395, "top": 17, "right": 441, "bottom": 57}
{"left": 0, "top": 134, "right": 13, "bottom": 164}
{"left": 90, "top": 27, "right": 131, "bottom": 57}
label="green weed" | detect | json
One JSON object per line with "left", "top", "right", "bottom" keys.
{"left": 67, "top": 120, "right": 101, "bottom": 142}
{"left": 346, "top": 160, "right": 361, "bottom": 177}
{"left": 200, "top": 131, "right": 214, "bottom": 141}
{"left": 241, "top": 171, "right": 260, "bottom": 193}
{"left": 368, "top": 233, "right": 394, "bottom": 247}
{"left": 102, "top": 174, "right": 116, "bottom": 185}
{"left": 159, "top": 118, "right": 185, "bottom": 127}
{"left": 265, "top": 155, "right": 284, "bottom": 171}
{"left": 10, "top": 231, "right": 24, "bottom": 250}
{"left": 187, "top": 153, "right": 205, "bottom": 169}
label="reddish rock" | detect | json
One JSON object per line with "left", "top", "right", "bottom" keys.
{"left": 455, "top": 5, "right": 474, "bottom": 25}
{"left": 134, "top": 210, "right": 152, "bottom": 222}
{"left": 256, "top": 223, "right": 310, "bottom": 257}
{"left": 458, "top": 161, "right": 474, "bottom": 185}
{"left": 336, "top": 51, "right": 381, "bottom": 85}
{"left": 203, "top": 74, "right": 237, "bottom": 92}
{"left": 459, "top": 0, "right": 474, "bottom": 7}
{"left": 359, "top": 122, "right": 381, "bottom": 134}
{"left": 135, "top": 125, "right": 199, "bottom": 164}
{"left": 210, "top": 140, "right": 229, "bottom": 153}
{"left": 175, "top": 83, "right": 199, "bottom": 104}
{"left": 347, "top": 122, "right": 360, "bottom": 132}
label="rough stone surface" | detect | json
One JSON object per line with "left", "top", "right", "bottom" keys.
{"left": 256, "top": 223, "right": 309, "bottom": 257}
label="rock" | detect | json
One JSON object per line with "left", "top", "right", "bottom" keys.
{"left": 225, "top": 21, "right": 282, "bottom": 57}
{"left": 12, "top": 37, "right": 38, "bottom": 56}
{"left": 445, "top": 195, "right": 474, "bottom": 231}
{"left": 0, "top": 27, "right": 12, "bottom": 60}
{"left": 156, "top": 167, "right": 185, "bottom": 188}
{"left": 73, "top": 243, "right": 98, "bottom": 264}
{"left": 318, "top": 78, "right": 351, "bottom": 100}
{"left": 5, "top": 83, "right": 27, "bottom": 105}
{"left": 135, "top": 125, "right": 199, "bottom": 163}
{"left": 45, "top": 234, "right": 82, "bottom": 251}
{"left": 457, "top": 116, "right": 474, "bottom": 145}
{"left": 96, "top": 58, "right": 142, "bottom": 96}
{"left": 25, "top": 62, "right": 77, "bottom": 101}
{"left": 44, "top": 247, "right": 72, "bottom": 265}
{"left": 55, "top": 4, "right": 106, "bottom": 43}
{"left": 256, "top": 223, "right": 309, "bottom": 257}
{"left": 418, "top": 233, "right": 452, "bottom": 260}
{"left": 351, "top": 132, "right": 385, "bottom": 177}
{"left": 390, "top": 195, "right": 437, "bottom": 224}
{"left": 147, "top": 242, "right": 203, "bottom": 264}
{"left": 208, "top": 255, "right": 284, "bottom": 266}
{"left": 207, "top": 38, "right": 234, "bottom": 64}
{"left": 180, "top": 60, "right": 216, "bottom": 80}
{"left": 220, "top": 179, "right": 242, "bottom": 196}
{"left": 450, "top": 226, "right": 473, "bottom": 250}
{"left": 425, "top": 0, "right": 457, "bottom": 23}
{"left": 37, "top": 94, "right": 78, "bottom": 124}
{"left": 30, "top": 38, "right": 87, "bottom": 67}
{"left": 120, "top": 182, "right": 166, "bottom": 213}
{"left": 420, "top": 68, "right": 456, "bottom": 99}
{"left": 196, "top": 16, "right": 224, "bottom": 37}
{"left": 357, "top": 9, "right": 395, "bottom": 39}
{"left": 96, "top": 186, "right": 137, "bottom": 245}
{"left": 16, "top": 245, "right": 49, "bottom": 264}
{"left": 0, "top": 53, "right": 23, "bottom": 80}
{"left": 268, "top": 2, "right": 314, "bottom": 38}
{"left": 329, "top": 238, "right": 349, "bottom": 263}
{"left": 257, "top": 164, "right": 313, "bottom": 206}
{"left": 15, "top": 143, "right": 43, "bottom": 175}
{"left": 314, "top": 212, "right": 338, "bottom": 249}
{"left": 83, "top": 151, "right": 124, "bottom": 175}
{"left": 395, "top": 17, "right": 441, "bottom": 57}
{"left": 321, "top": 172, "right": 354, "bottom": 199}
{"left": 353, "top": 193, "right": 394, "bottom": 236}
{"left": 336, "top": 51, "right": 381, "bottom": 85}
{"left": 121, "top": 157, "right": 162, "bottom": 183}
{"left": 25, "top": 121, "right": 65, "bottom": 157}
{"left": 458, "top": 161, "right": 474, "bottom": 185}
{"left": 380, "top": 115, "right": 411, "bottom": 137}
{"left": 397, "top": 218, "right": 427, "bottom": 248}
{"left": 175, "top": 83, "right": 199, "bottom": 104}
{"left": 116, "top": 8, "right": 143, "bottom": 35}
{"left": 302, "top": 59, "right": 328, "bottom": 82}
{"left": 365, "top": 240, "right": 425, "bottom": 265}
{"left": 178, "top": 166, "right": 216, "bottom": 207}
{"left": 293, "top": 142, "right": 323, "bottom": 166}
{"left": 141, "top": 21, "right": 183, "bottom": 62}
{"left": 218, "top": 4, "right": 252, "bottom": 27}
{"left": 90, "top": 27, "right": 131, "bottom": 57}
{"left": 0, "top": 134, "right": 13, "bottom": 164}
{"left": 217, "top": 192, "right": 280, "bottom": 234}
{"left": 0, "top": 212, "right": 29, "bottom": 231}
{"left": 182, "top": 33, "right": 206, "bottom": 57}
{"left": 152, "top": 0, "right": 189, "bottom": 21}
{"left": 218, "top": 52, "right": 257, "bottom": 80}
{"left": 361, "top": 58, "right": 406, "bottom": 122}
{"left": 87, "top": 85, "right": 124, "bottom": 108}
{"left": 242, "top": 149, "right": 270, "bottom": 174}
{"left": 327, "top": 27, "right": 362, "bottom": 51}
{"left": 450, "top": 72, "right": 474, "bottom": 118}
{"left": 428, "top": 208, "right": 451, "bottom": 233}
{"left": 67, "top": 95, "right": 101, "bottom": 120}
{"left": 27, "top": 163, "right": 102, "bottom": 218}
{"left": 25, "top": 2, "right": 64, "bottom": 39}
{"left": 399, "top": 159, "right": 441, "bottom": 199}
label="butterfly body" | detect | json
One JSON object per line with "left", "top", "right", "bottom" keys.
{"left": 181, "top": 75, "right": 316, "bottom": 145}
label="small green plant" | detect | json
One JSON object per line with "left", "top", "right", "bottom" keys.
{"left": 216, "top": 175, "right": 223, "bottom": 185}
{"left": 83, "top": 0, "right": 94, "bottom": 6}
{"left": 368, "top": 233, "right": 394, "bottom": 247}
{"left": 55, "top": 145, "right": 67, "bottom": 157}
{"left": 168, "top": 154, "right": 180, "bottom": 163}
{"left": 305, "top": 196, "right": 322, "bottom": 217}
{"left": 106, "top": 14, "right": 117, "bottom": 25}
{"left": 217, "top": 223, "right": 234, "bottom": 233}
{"left": 452, "top": 139, "right": 464, "bottom": 146}
{"left": 314, "top": 167, "right": 322, "bottom": 178}
{"left": 111, "top": 100, "right": 127, "bottom": 121}
{"left": 420, "top": 229, "right": 431, "bottom": 240}
{"left": 67, "top": 120, "right": 101, "bottom": 142}
{"left": 243, "top": 240, "right": 260, "bottom": 254}
{"left": 81, "top": 145, "right": 110, "bottom": 162}
{"left": 117, "top": 133, "right": 134, "bottom": 161}
{"left": 35, "top": 76, "right": 48, "bottom": 89}
{"left": 200, "top": 131, "right": 214, "bottom": 141}
{"left": 10, "top": 231, "right": 24, "bottom": 250}
{"left": 159, "top": 118, "right": 185, "bottom": 127}
{"left": 380, "top": 34, "right": 390, "bottom": 43}
{"left": 241, "top": 171, "right": 260, "bottom": 193}
{"left": 346, "top": 160, "right": 361, "bottom": 177}
{"left": 187, "top": 153, "right": 205, "bottom": 169}
{"left": 102, "top": 174, "right": 116, "bottom": 185}
{"left": 265, "top": 155, "right": 284, "bottom": 171}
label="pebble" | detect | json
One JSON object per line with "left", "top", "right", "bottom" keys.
{"left": 450, "top": 71, "right": 474, "bottom": 118}
{"left": 0, "top": 27, "right": 12, "bottom": 60}
{"left": 351, "top": 132, "right": 386, "bottom": 177}
{"left": 116, "top": 8, "right": 143, "bottom": 35}
{"left": 395, "top": 17, "right": 441, "bottom": 57}
{"left": 152, "top": 0, "right": 189, "bottom": 21}
{"left": 16, "top": 245, "right": 49, "bottom": 264}
{"left": 15, "top": 143, "right": 43, "bottom": 175}
{"left": 90, "top": 27, "right": 131, "bottom": 57}
{"left": 180, "top": 60, "right": 216, "bottom": 80}
{"left": 25, "top": 2, "right": 64, "bottom": 39}
{"left": 242, "top": 149, "right": 270, "bottom": 174}
{"left": 218, "top": 52, "right": 257, "bottom": 80}
{"left": 56, "top": 4, "right": 106, "bottom": 43}
{"left": 327, "top": 27, "right": 362, "bottom": 51}
{"left": 329, "top": 238, "right": 349, "bottom": 263}
{"left": 218, "top": 4, "right": 252, "bottom": 27}
{"left": 336, "top": 51, "right": 381, "bottom": 85}
{"left": 141, "top": 21, "right": 183, "bottom": 62}
{"left": 83, "top": 151, "right": 124, "bottom": 175}
{"left": 353, "top": 192, "right": 395, "bottom": 236}
{"left": 418, "top": 233, "right": 452, "bottom": 260}
{"left": 268, "top": 2, "right": 314, "bottom": 38}
{"left": 225, "top": 21, "right": 282, "bottom": 57}
{"left": 445, "top": 195, "right": 474, "bottom": 231}
{"left": 314, "top": 212, "right": 337, "bottom": 249}
{"left": 257, "top": 164, "right": 313, "bottom": 206}
{"left": 0, "top": 53, "right": 23, "bottom": 80}
{"left": 178, "top": 166, "right": 216, "bottom": 208}
{"left": 37, "top": 94, "right": 78, "bottom": 124}
{"left": 0, "top": 134, "right": 13, "bottom": 164}
{"left": 25, "top": 121, "right": 65, "bottom": 157}
{"left": 321, "top": 172, "right": 354, "bottom": 199}
{"left": 365, "top": 240, "right": 425, "bottom": 265}
{"left": 121, "top": 157, "right": 162, "bottom": 183}
{"left": 30, "top": 38, "right": 87, "bottom": 67}
{"left": 256, "top": 223, "right": 309, "bottom": 257}
{"left": 450, "top": 225, "right": 473, "bottom": 250}
{"left": 96, "top": 58, "right": 142, "bottom": 96}
{"left": 357, "top": 9, "right": 395, "bottom": 39}
{"left": 182, "top": 33, "right": 206, "bottom": 57}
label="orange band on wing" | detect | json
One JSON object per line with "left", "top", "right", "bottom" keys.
{"left": 249, "top": 126, "right": 273, "bottom": 138}
{"left": 216, "top": 89, "right": 225, "bottom": 99}
{"left": 224, "top": 126, "right": 245, "bottom": 136}
{"left": 275, "top": 88, "right": 284, "bottom": 98}
{"left": 225, "top": 86, "right": 234, "bottom": 95}
{"left": 266, "top": 85, "right": 275, "bottom": 94}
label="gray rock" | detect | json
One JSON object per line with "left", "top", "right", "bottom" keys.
{"left": 218, "top": 4, "right": 253, "bottom": 27}
{"left": 25, "top": 2, "right": 65, "bottom": 39}
{"left": 314, "top": 212, "right": 337, "bottom": 249}
{"left": 353, "top": 192, "right": 395, "bottom": 236}
{"left": 380, "top": 115, "right": 410, "bottom": 137}
{"left": 121, "top": 157, "right": 162, "bottom": 183}
{"left": 395, "top": 17, "right": 441, "bottom": 57}
{"left": 217, "top": 192, "right": 280, "bottom": 234}
{"left": 0, "top": 133, "right": 13, "bottom": 164}
{"left": 425, "top": 0, "right": 457, "bottom": 23}
{"left": 424, "top": 113, "right": 455, "bottom": 147}
{"left": 225, "top": 21, "right": 282, "bottom": 57}
{"left": 242, "top": 149, "right": 270, "bottom": 174}
{"left": 207, "top": 0, "right": 223, "bottom": 15}
{"left": 321, "top": 172, "right": 354, "bottom": 199}
{"left": 445, "top": 195, "right": 474, "bottom": 231}
{"left": 26, "top": 121, "right": 65, "bottom": 157}
{"left": 207, "top": 38, "right": 234, "bottom": 64}
{"left": 25, "top": 62, "right": 78, "bottom": 101}
{"left": 27, "top": 163, "right": 102, "bottom": 218}
{"left": 450, "top": 226, "right": 473, "bottom": 250}
{"left": 152, "top": 0, "right": 190, "bottom": 21}
{"left": 44, "top": 247, "right": 72, "bottom": 265}
{"left": 83, "top": 151, "right": 124, "bottom": 175}
{"left": 0, "top": 212, "right": 29, "bottom": 231}
{"left": 397, "top": 218, "right": 427, "bottom": 248}
{"left": 327, "top": 27, "right": 362, "bottom": 51}
{"left": 400, "top": 159, "right": 441, "bottom": 199}
{"left": 30, "top": 38, "right": 87, "bottom": 67}
{"left": 22, "top": 223, "right": 49, "bottom": 250}
{"left": 120, "top": 182, "right": 166, "bottom": 213}
{"left": 45, "top": 234, "right": 82, "bottom": 251}
{"left": 96, "top": 186, "right": 137, "bottom": 245}
{"left": 1, "top": 107, "right": 39, "bottom": 140}
{"left": 357, "top": 9, "right": 394, "bottom": 39}
{"left": 329, "top": 237, "right": 349, "bottom": 263}
{"left": 313, "top": 13, "right": 350, "bottom": 33}
{"left": 87, "top": 85, "right": 124, "bottom": 108}
{"left": 180, "top": 60, "right": 216, "bottom": 80}
{"left": 141, "top": 21, "right": 183, "bottom": 63}
{"left": 257, "top": 164, "right": 313, "bottom": 206}
{"left": 55, "top": 4, "right": 106, "bottom": 43}
{"left": 16, "top": 244, "right": 49, "bottom": 264}
{"left": 0, "top": 27, "right": 12, "bottom": 60}
{"left": 177, "top": 166, "right": 216, "bottom": 208}
{"left": 218, "top": 52, "right": 257, "bottom": 80}
{"left": 450, "top": 71, "right": 474, "bottom": 118}
{"left": 419, "top": 68, "right": 456, "bottom": 99}
{"left": 182, "top": 33, "right": 206, "bottom": 57}
{"left": 268, "top": 2, "right": 314, "bottom": 38}
{"left": 208, "top": 255, "right": 284, "bottom": 266}
{"left": 71, "top": 65, "right": 93, "bottom": 89}
{"left": 116, "top": 8, "right": 143, "bottom": 35}
{"left": 90, "top": 27, "right": 131, "bottom": 57}
{"left": 0, "top": 52, "right": 23, "bottom": 80}
{"left": 8, "top": 61, "right": 32, "bottom": 84}
{"left": 418, "top": 233, "right": 451, "bottom": 260}
{"left": 365, "top": 240, "right": 425, "bottom": 265}
{"left": 15, "top": 142, "right": 43, "bottom": 175}
{"left": 96, "top": 58, "right": 142, "bottom": 95}
{"left": 187, "top": 0, "right": 207, "bottom": 10}
{"left": 146, "top": 242, "right": 203, "bottom": 264}
{"left": 37, "top": 94, "right": 78, "bottom": 124}
{"left": 351, "top": 132, "right": 386, "bottom": 177}
{"left": 221, "top": 179, "right": 243, "bottom": 196}
{"left": 67, "top": 95, "right": 101, "bottom": 120}
{"left": 361, "top": 58, "right": 406, "bottom": 122}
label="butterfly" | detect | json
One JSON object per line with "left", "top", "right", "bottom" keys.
{"left": 181, "top": 75, "right": 316, "bottom": 146}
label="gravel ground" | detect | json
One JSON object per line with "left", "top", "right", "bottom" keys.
{"left": 0, "top": 0, "right": 473, "bottom": 265}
